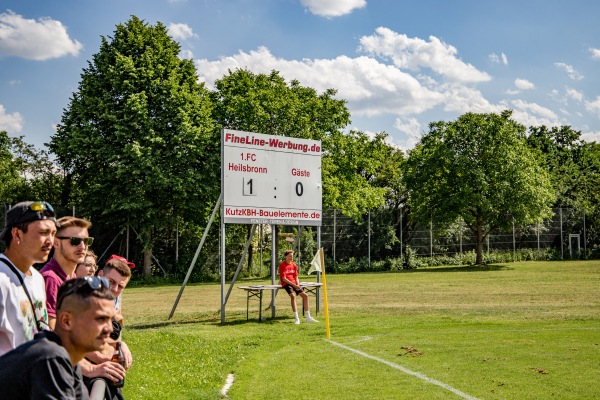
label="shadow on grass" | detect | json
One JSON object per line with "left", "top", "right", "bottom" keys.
{"left": 405, "top": 264, "right": 513, "bottom": 273}
{"left": 127, "top": 312, "right": 288, "bottom": 330}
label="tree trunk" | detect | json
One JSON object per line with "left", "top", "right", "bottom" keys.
{"left": 475, "top": 214, "right": 484, "bottom": 265}
{"left": 143, "top": 228, "right": 152, "bottom": 276}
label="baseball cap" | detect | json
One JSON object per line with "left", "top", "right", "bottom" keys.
{"left": 106, "top": 254, "right": 135, "bottom": 269}
{"left": 1, "top": 201, "right": 60, "bottom": 240}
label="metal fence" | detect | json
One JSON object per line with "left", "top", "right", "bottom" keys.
{"left": 319, "top": 207, "right": 593, "bottom": 263}
{"left": 2, "top": 204, "right": 595, "bottom": 273}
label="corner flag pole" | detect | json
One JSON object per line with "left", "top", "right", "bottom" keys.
{"left": 320, "top": 248, "right": 331, "bottom": 339}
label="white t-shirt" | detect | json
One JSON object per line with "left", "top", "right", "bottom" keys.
{"left": 0, "top": 254, "right": 48, "bottom": 356}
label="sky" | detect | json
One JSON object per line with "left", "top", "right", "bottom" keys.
{"left": 1, "top": 0, "right": 600, "bottom": 152}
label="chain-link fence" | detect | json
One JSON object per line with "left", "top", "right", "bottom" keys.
{"left": 2, "top": 204, "right": 596, "bottom": 276}
{"left": 319, "top": 207, "right": 594, "bottom": 263}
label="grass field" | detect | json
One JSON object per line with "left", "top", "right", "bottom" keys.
{"left": 119, "top": 260, "right": 600, "bottom": 399}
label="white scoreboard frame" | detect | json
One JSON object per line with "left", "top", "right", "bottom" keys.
{"left": 221, "top": 128, "right": 322, "bottom": 226}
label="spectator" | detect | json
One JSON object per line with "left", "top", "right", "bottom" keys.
{"left": 0, "top": 201, "right": 58, "bottom": 356}
{"left": 81, "top": 255, "right": 134, "bottom": 400}
{"left": 279, "top": 250, "right": 318, "bottom": 324}
{"left": 99, "top": 254, "right": 134, "bottom": 325}
{"left": 40, "top": 216, "right": 93, "bottom": 330}
{"left": 0, "top": 276, "right": 115, "bottom": 399}
{"left": 75, "top": 250, "right": 98, "bottom": 278}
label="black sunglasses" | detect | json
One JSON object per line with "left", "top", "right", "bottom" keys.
{"left": 56, "top": 276, "right": 109, "bottom": 310}
{"left": 56, "top": 236, "right": 94, "bottom": 246}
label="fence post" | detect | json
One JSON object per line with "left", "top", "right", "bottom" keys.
{"left": 430, "top": 218, "right": 433, "bottom": 259}
{"left": 400, "top": 206, "right": 403, "bottom": 257}
{"left": 512, "top": 221, "right": 516, "bottom": 259}
{"left": 333, "top": 209, "right": 336, "bottom": 264}
{"left": 459, "top": 219, "right": 463, "bottom": 255}
{"left": 368, "top": 210, "right": 371, "bottom": 269}
{"left": 560, "top": 208, "right": 563, "bottom": 259}
{"left": 583, "top": 208, "right": 587, "bottom": 255}
{"left": 537, "top": 223, "right": 540, "bottom": 252}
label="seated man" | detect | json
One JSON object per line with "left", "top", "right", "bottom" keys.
{"left": 279, "top": 250, "right": 318, "bottom": 324}
{"left": 0, "top": 276, "right": 115, "bottom": 399}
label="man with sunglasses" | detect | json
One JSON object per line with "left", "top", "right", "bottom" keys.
{"left": 0, "top": 276, "right": 115, "bottom": 399}
{"left": 40, "top": 216, "right": 93, "bottom": 330}
{"left": 0, "top": 201, "right": 59, "bottom": 356}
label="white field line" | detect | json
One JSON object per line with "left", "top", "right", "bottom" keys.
{"left": 220, "top": 373, "right": 235, "bottom": 398}
{"left": 326, "top": 340, "right": 482, "bottom": 400}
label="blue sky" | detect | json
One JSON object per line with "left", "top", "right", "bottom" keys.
{"left": 1, "top": 0, "right": 600, "bottom": 151}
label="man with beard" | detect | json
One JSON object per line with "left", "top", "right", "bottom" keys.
{"left": 0, "top": 201, "right": 59, "bottom": 356}
{"left": 40, "top": 216, "right": 93, "bottom": 330}
{"left": 0, "top": 276, "right": 115, "bottom": 399}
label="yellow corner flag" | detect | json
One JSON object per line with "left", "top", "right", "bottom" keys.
{"left": 310, "top": 248, "right": 330, "bottom": 339}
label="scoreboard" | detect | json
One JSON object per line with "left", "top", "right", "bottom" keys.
{"left": 221, "top": 129, "right": 322, "bottom": 226}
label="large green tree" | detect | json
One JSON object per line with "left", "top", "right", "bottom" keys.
{"left": 212, "top": 69, "right": 388, "bottom": 219}
{"left": 403, "top": 111, "right": 555, "bottom": 265}
{"left": 50, "top": 16, "right": 217, "bottom": 275}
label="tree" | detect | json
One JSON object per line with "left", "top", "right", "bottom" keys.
{"left": 212, "top": 69, "right": 387, "bottom": 219}
{"left": 527, "top": 125, "right": 600, "bottom": 212}
{"left": 50, "top": 16, "right": 217, "bottom": 275}
{"left": 403, "top": 111, "right": 555, "bottom": 265}
{"left": 0, "top": 131, "right": 24, "bottom": 204}
{"left": 0, "top": 132, "right": 62, "bottom": 205}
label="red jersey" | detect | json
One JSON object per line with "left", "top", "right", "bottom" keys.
{"left": 279, "top": 261, "right": 298, "bottom": 286}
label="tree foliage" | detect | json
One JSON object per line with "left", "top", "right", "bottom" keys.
{"left": 0, "top": 132, "right": 62, "bottom": 204}
{"left": 50, "top": 16, "right": 217, "bottom": 275}
{"left": 403, "top": 111, "right": 556, "bottom": 264}
{"left": 527, "top": 125, "right": 600, "bottom": 212}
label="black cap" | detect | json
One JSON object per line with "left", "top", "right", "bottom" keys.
{"left": 1, "top": 201, "right": 60, "bottom": 240}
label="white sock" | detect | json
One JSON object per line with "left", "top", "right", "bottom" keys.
{"left": 294, "top": 312, "right": 299, "bottom": 320}
{"left": 305, "top": 311, "right": 311, "bottom": 318}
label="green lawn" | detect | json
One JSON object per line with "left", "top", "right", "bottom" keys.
{"left": 120, "top": 260, "right": 600, "bottom": 399}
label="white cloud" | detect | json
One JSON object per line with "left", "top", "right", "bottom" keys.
{"left": 441, "top": 85, "right": 501, "bottom": 114}
{"left": 566, "top": 87, "right": 584, "bottom": 102}
{"left": 554, "top": 62, "right": 584, "bottom": 80}
{"left": 505, "top": 99, "right": 561, "bottom": 127}
{"left": 585, "top": 96, "right": 600, "bottom": 118}
{"left": 300, "top": 0, "right": 366, "bottom": 18}
{"left": 193, "top": 27, "right": 570, "bottom": 149}
{"left": 489, "top": 52, "right": 508, "bottom": 65}
{"left": 0, "top": 104, "right": 23, "bottom": 132}
{"left": 394, "top": 117, "right": 423, "bottom": 150}
{"left": 505, "top": 89, "right": 520, "bottom": 95}
{"left": 0, "top": 10, "right": 82, "bottom": 60}
{"left": 514, "top": 78, "right": 534, "bottom": 90}
{"left": 167, "top": 22, "right": 197, "bottom": 40}
{"left": 179, "top": 49, "right": 194, "bottom": 60}
{"left": 581, "top": 130, "right": 600, "bottom": 143}
{"left": 589, "top": 48, "right": 600, "bottom": 60}
{"left": 195, "top": 46, "right": 444, "bottom": 117}
{"left": 358, "top": 27, "right": 491, "bottom": 83}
